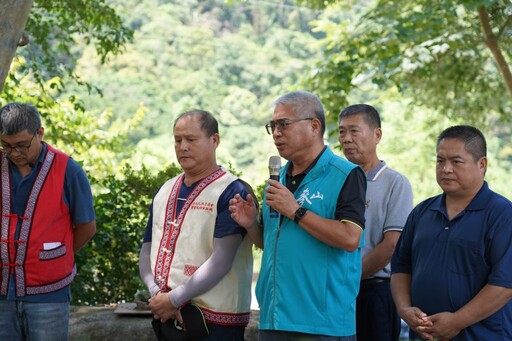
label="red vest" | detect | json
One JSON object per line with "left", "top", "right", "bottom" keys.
{"left": 0, "top": 144, "right": 76, "bottom": 296}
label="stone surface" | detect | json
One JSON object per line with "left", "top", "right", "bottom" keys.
{"left": 69, "top": 305, "right": 259, "bottom": 341}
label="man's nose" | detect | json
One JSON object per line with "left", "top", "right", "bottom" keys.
{"left": 340, "top": 133, "right": 352, "bottom": 143}
{"left": 272, "top": 128, "right": 282, "bottom": 138}
{"left": 443, "top": 163, "right": 453, "bottom": 173}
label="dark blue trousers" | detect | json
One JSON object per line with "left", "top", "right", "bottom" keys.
{"left": 199, "top": 323, "right": 245, "bottom": 341}
{"left": 356, "top": 279, "right": 401, "bottom": 341}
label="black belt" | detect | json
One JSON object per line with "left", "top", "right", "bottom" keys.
{"left": 360, "top": 277, "right": 390, "bottom": 288}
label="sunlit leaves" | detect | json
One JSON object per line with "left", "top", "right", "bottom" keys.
{"left": 307, "top": 0, "right": 512, "bottom": 126}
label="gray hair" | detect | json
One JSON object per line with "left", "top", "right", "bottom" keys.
{"left": 0, "top": 103, "right": 42, "bottom": 135}
{"left": 274, "top": 91, "right": 326, "bottom": 135}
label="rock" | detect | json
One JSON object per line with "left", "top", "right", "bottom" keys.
{"left": 69, "top": 305, "right": 259, "bottom": 341}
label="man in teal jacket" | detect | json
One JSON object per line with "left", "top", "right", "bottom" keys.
{"left": 230, "top": 91, "right": 366, "bottom": 340}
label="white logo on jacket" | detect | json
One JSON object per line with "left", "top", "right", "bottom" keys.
{"left": 297, "top": 188, "right": 324, "bottom": 206}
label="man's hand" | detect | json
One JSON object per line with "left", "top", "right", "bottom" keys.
{"left": 229, "top": 193, "right": 258, "bottom": 229}
{"left": 420, "top": 312, "right": 462, "bottom": 341}
{"left": 148, "top": 292, "right": 178, "bottom": 322}
{"left": 400, "top": 306, "right": 434, "bottom": 340}
{"left": 265, "top": 179, "right": 298, "bottom": 218}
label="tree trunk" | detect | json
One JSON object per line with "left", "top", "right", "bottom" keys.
{"left": 0, "top": 0, "right": 34, "bottom": 94}
{"left": 478, "top": 7, "right": 512, "bottom": 97}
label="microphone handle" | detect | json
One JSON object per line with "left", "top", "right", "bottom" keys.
{"left": 269, "top": 174, "right": 279, "bottom": 217}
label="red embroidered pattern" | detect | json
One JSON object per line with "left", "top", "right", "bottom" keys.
{"left": 155, "top": 168, "right": 226, "bottom": 290}
{"left": 183, "top": 264, "right": 199, "bottom": 276}
{"left": 0, "top": 154, "right": 11, "bottom": 295}
{"left": 0, "top": 151, "right": 60, "bottom": 296}
{"left": 201, "top": 306, "right": 251, "bottom": 326}
{"left": 26, "top": 265, "right": 76, "bottom": 295}
{"left": 15, "top": 151, "right": 55, "bottom": 296}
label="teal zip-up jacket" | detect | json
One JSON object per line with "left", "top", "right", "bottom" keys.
{"left": 256, "top": 147, "right": 364, "bottom": 336}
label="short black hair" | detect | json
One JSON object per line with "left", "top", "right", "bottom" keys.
{"left": 338, "top": 104, "right": 381, "bottom": 129}
{"left": 173, "top": 110, "right": 218, "bottom": 136}
{"left": 437, "top": 125, "right": 486, "bottom": 162}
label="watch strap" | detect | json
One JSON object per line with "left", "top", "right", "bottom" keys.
{"left": 294, "top": 207, "right": 307, "bottom": 224}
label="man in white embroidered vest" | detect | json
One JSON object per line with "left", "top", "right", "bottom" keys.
{"left": 139, "top": 109, "right": 253, "bottom": 340}
{"left": 0, "top": 102, "right": 97, "bottom": 341}
{"left": 338, "top": 104, "right": 413, "bottom": 341}
{"left": 229, "top": 91, "right": 367, "bottom": 341}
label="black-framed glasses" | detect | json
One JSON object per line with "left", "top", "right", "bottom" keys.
{"left": 1, "top": 132, "right": 37, "bottom": 154}
{"left": 265, "top": 118, "right": 314, "bottom": 135}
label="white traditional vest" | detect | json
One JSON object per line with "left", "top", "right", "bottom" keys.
{"left": 150, "top": 168, "right": 252, "bottom": 326}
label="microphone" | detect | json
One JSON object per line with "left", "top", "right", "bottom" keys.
{"left": 268, "top": 156, "right": 281, "bottom": 218}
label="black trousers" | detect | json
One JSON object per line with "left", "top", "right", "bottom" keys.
{"left": 356, "top": 279, "right": 401, "bottom": 341}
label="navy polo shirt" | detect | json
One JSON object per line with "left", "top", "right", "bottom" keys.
{"left": 392, "top": 181, "right": 512, "bottom": 339}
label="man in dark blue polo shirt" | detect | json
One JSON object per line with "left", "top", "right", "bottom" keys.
{"left": 391, "top": 125, "right": 512, "bottom": 340}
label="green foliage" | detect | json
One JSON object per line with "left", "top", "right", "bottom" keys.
{"left": 73, "top": 163, "right": 182, "bottom": 305}
{"left": 5, "top": 0, "right": 512, "bottom": 307}
{"left": 307, "top": 0, "right": 512, "bottom": 126}
{"left": 18, "top": 0, "right": 133, "bottom": 92}
{"left": 59, "top": 0, "right": 325, "bottom": 186}
{"left": 1, "top": 59, "right": 143, "bottom": 179}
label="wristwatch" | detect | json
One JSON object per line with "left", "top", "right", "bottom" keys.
{"left": 294, "top": 206, "right": 308, "bottom": 224}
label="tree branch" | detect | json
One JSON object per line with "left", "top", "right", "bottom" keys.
{"left": 496, "top": 15, "right": 512, "bottom": 40}
{"left": 478, "top": 6, "right": 512, "bottom": 96}
{"left": 0, "top": 0, "right": 34, "bottom": 93}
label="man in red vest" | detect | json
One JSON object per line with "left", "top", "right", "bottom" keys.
{"left": 0, "top": 102, "right": 96, "bottom": 341}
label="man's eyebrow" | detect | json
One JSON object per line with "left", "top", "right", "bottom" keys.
{"left": 437, "top": 155, "right": 464, "bottom": 160}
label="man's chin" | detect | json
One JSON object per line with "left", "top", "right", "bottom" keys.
{"left": 439, "top": 184, "right": 459, "bottom": 195}
{"left": 9, "top": 158, "right": 27, "bottom": 166}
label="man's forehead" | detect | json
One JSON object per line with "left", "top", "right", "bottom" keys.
{"left": 273, "top": 103, "right": 296, "bottom": 117}
{"left": 437, "top": 137, "right": 465, "bottom": 149}
{"left": 338, "top": 114, "right": 366, "bottom": 126}
{"left": 0, "top": 130, "right": 32, "bottom": 141}
{"left": 174, "top": 130, "right": 206, "bottom": 138}
{"left": 437, "top": 139, "right": 469, "bottom": 157}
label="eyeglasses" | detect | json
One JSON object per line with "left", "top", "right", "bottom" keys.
{"left": 1, "top": 132, "right": 37, "bottom": 154}
{"left": 265, "top": 118, "right": 314, "bottom": 135}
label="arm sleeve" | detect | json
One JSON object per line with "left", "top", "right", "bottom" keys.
{"left": 143, "top": 187, "right": 163, "bottom": 243}
{"left": 391, "top": 210, "right": 416, "bottom": 274}
{"left": 214, "top": 179, "right": 250, "bottom": 238}
{"left": 334, "top": 167, "right": 366, "bottom": 229}
{"left": 384, "top": 173, "right": 414, "bottom": 232}
{"left": 168, "top": 234, "right": 243, "bottom": 307}
{"left": 64, "top": 158, "right": 96, "bottom": 224}
{"left": 487, "top": 205, "right": 512, "bottom": 288}
{"left": 139, "top": 242, "right": 160, "bottom": 297}
{"left": 143, "top": 202, "right": 154, "bottom": 243}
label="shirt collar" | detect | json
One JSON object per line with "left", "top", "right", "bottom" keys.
{"left": 431, "top": 181, "right": 490, "bottom": 212}
{"left": 32, "top": 142, "right": 47, "bottom": 168}
{"left": 366, "top": 161, "right": 387, "bottom": 181}
{"left": 286, "top": 145, "right": 327, "bottom": 178}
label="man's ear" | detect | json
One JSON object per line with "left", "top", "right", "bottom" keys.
{"left": 479, "top": 156, "right": 487, "bottom": 174}
{"left": 212, "top": 133, "right": 220, "bottom": 146}
{"left": 311, "top": 118, "right": 322, "bottom": 135}
{"left": 374, "top": 127, "right": 382, "bottom": 144}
